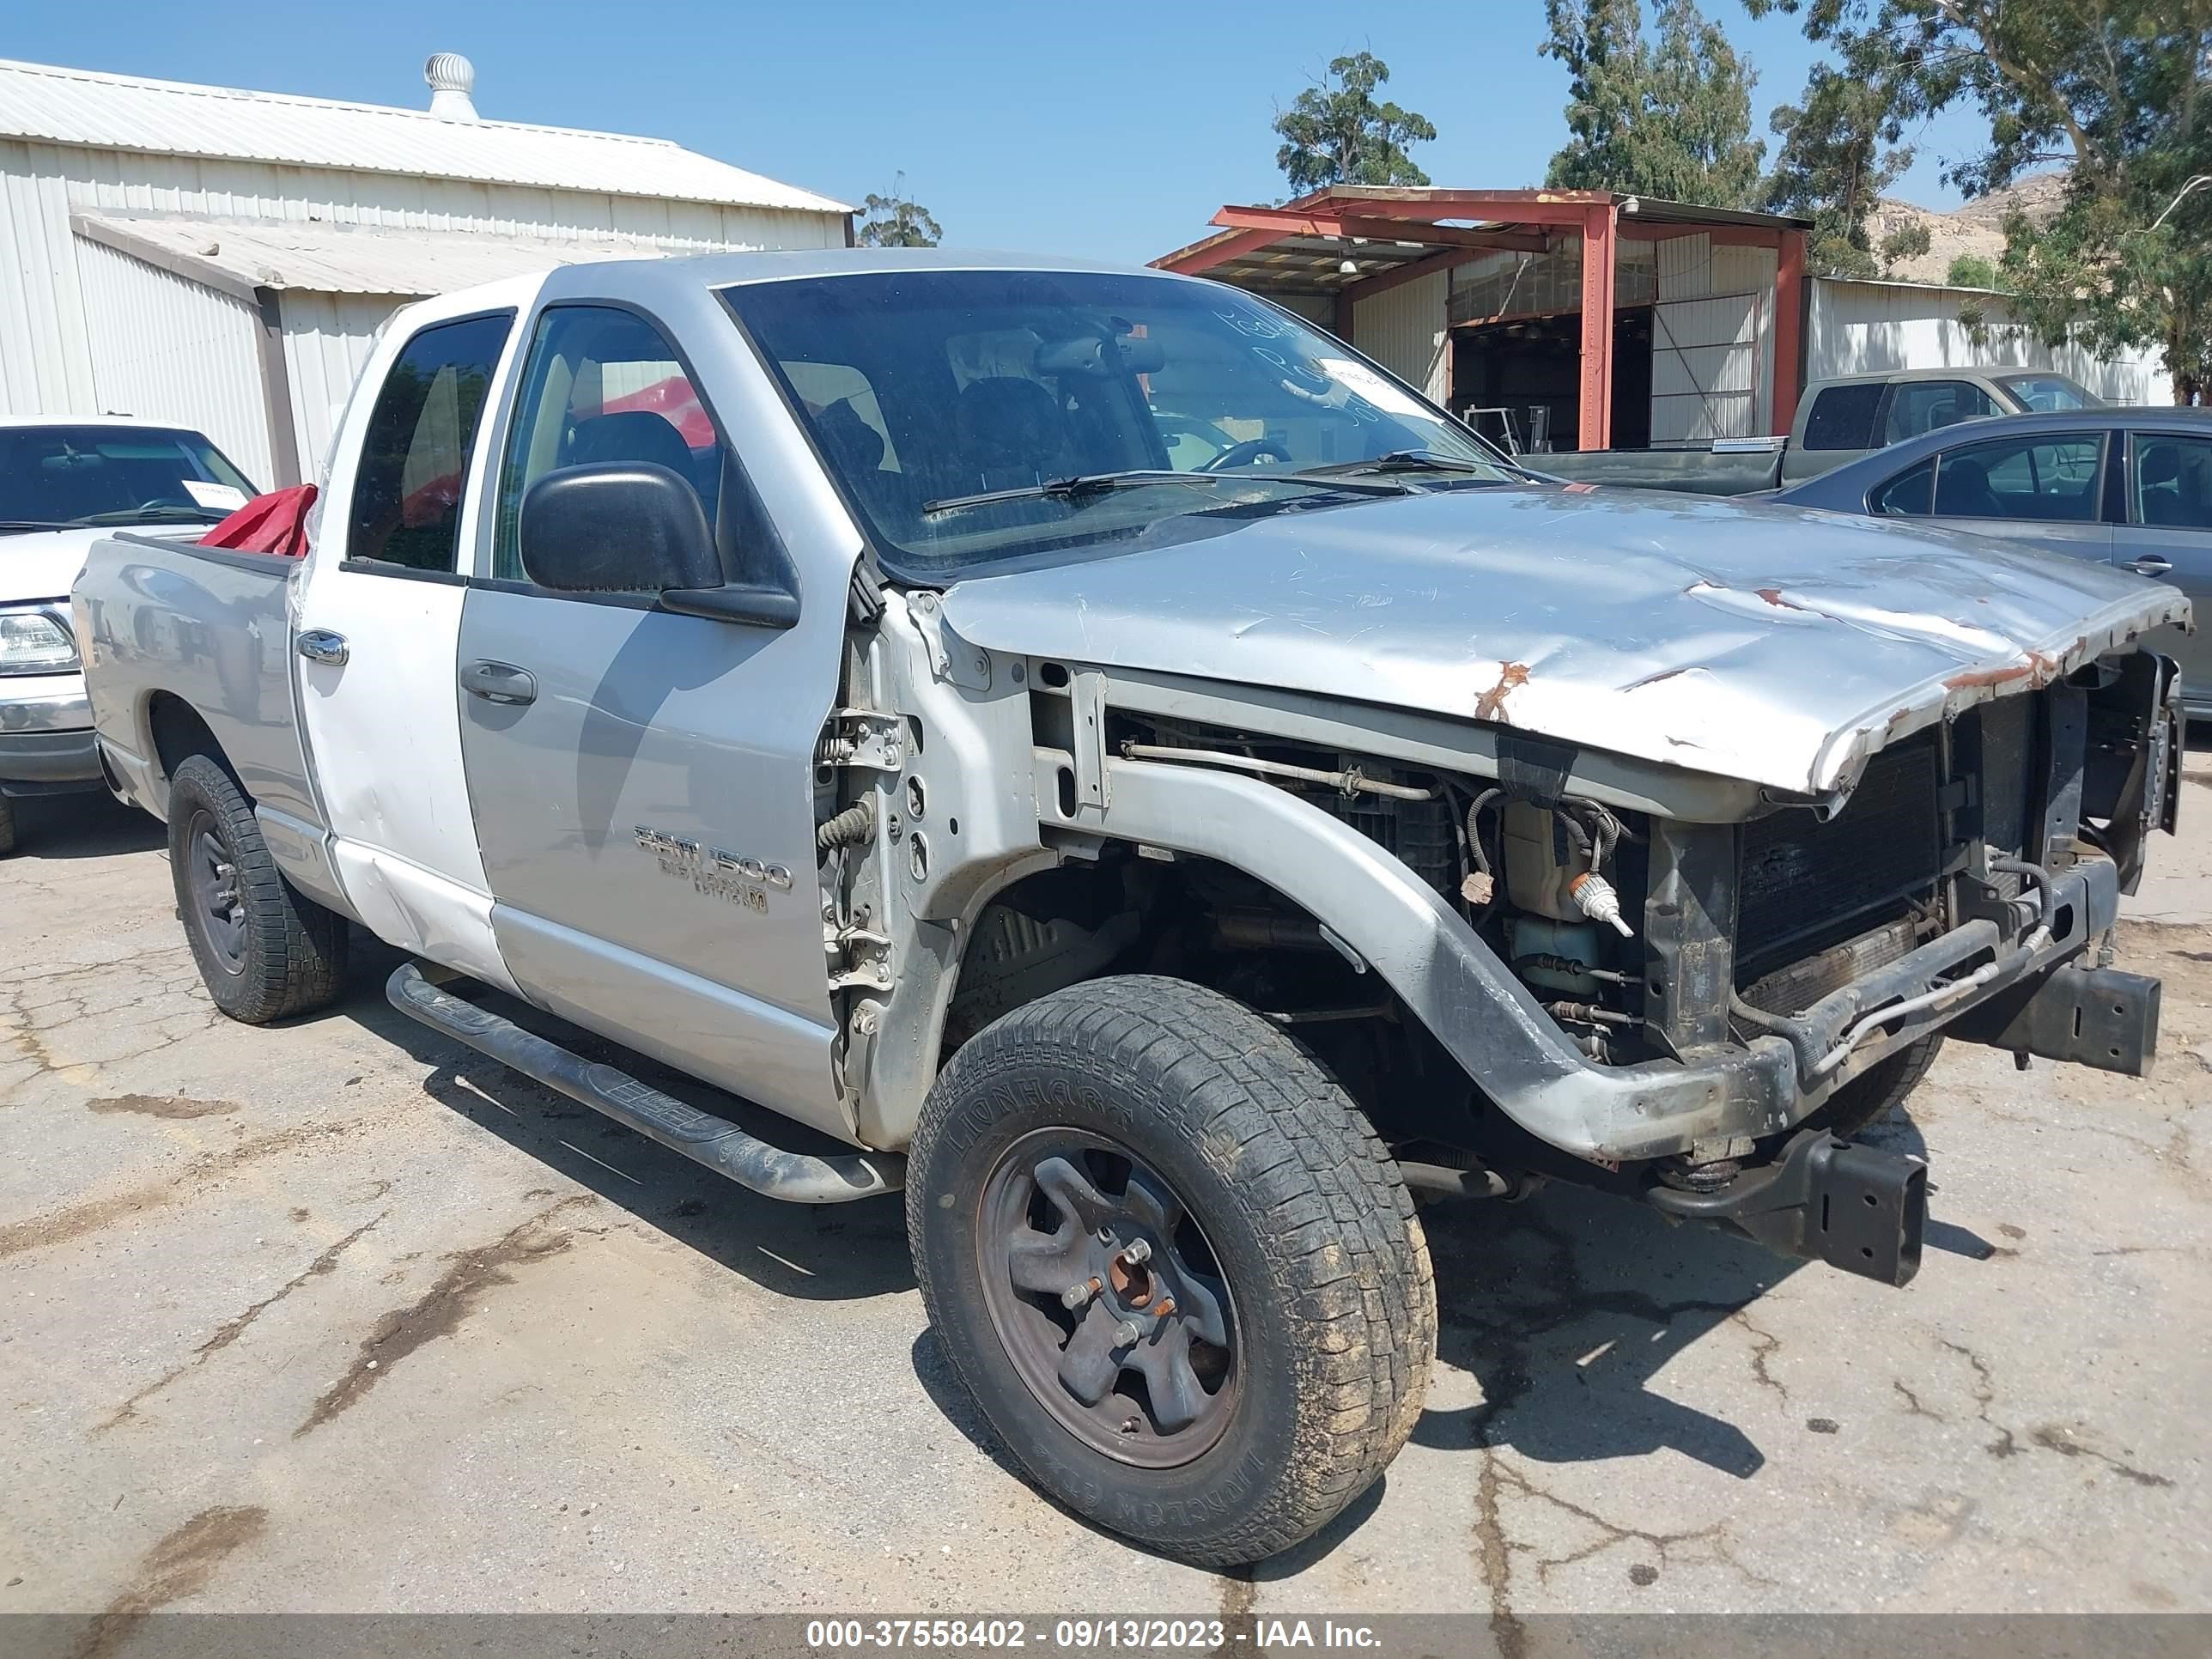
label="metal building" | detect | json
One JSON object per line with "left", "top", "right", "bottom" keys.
{"left": 1157, "top": 187, "right": 2170, "bottom": 454}
{"left": 0, "top": 55, "right": 852, "bottom": 486}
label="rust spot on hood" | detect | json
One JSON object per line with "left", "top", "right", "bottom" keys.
{"left": 1754, "top": 586, "right": 1806, "bottom": 611}
{"left": 1475, "top": 662, "right": 1530, "bottom": 724}
{"left": 1946, "top": 647, "right": 2068, "bottom": 693}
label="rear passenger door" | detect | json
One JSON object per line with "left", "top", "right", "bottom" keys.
{"left": 453, "top": 301, "right": 845, "bottom": 1139}
{"left": 295, "top": 297, "right": 521, "bottom": 989}
{"left": 2118, "top": 429, "right": 2212, "bottom": 700}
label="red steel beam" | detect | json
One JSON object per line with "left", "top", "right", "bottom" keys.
{"left": 1578, "top": 202, "right": 1617, "bottom": 452}
{"left": 1771, "top": 228, "right": 1807, "bottom": 435}
{"left": 1151, "top": 226, "right": 1281, "bottom": 276}
{"left": 1210, "top": 205, "right": 1549, "bottom": 253}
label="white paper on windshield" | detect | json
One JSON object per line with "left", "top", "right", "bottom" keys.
{"left": 182, "top": 480, "right": 250, "bottom": 513}
{"left": 1314, "top": 356, "right": 1433, "bottom": 420}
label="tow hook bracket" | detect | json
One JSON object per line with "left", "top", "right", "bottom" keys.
{"left": 1951, "top": 963, "right": 2160, "bottom": 1077}
{"left": 1648, "top": 1128, "right": 1927, "bottom": 1287}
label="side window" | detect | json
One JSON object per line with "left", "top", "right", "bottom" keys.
{"left": 1802, "top": 383, "right": 1884, "bottom": 451}
{"left": 1883, "top": 380, "right": 1999, "bottom": 444}
{"left": 1869, "top": 459, "right": 1934, "bottom": 516}
{"left": 346, "top": 313, "right": 512, "bottom": 573}
{"left": 1931, "top": 434, "right": 2101, "bottom": 522}
{"left": 494, "top": 306, "right": 726, "bottom": 586}
{"left": 2131, "top": 434, "right": 2212, "bottom": 531}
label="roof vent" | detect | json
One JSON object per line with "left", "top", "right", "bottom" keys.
{"left": 425, "top": 52, "right": 479, "bottom": 122}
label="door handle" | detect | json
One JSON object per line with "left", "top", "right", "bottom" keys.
{"left": 2126, "top": 555, "right": 2173, "bottom": 577}
{"left": 296, "top": 629, "right": 349, "bottom": 666}
{"left": 461, "top": 659, "right": 537, "bottom": 706}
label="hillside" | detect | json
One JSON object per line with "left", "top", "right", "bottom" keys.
{"left": 1865, "top": 173, "right": 2067, "bottom": 286}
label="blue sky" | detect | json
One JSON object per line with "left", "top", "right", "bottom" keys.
{"left": 11, "top": 1, "right": 1992, "bottom": 264}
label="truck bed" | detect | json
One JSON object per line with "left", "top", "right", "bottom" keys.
{"left": 71, "top": 535, "right": 319, "bottom": 832}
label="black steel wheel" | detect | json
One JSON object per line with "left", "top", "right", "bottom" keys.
{"left": 167, "top": 755, "right": 347, "bottom": 1023}
{"left": 908, "top": 974, "right": 1434, "bottom": 1566}
{"left": 978, "top": 1130, "right": 1239, "bottom": 1468}
{"left": 185, "top": 811, "right": 248, "bottom": 975}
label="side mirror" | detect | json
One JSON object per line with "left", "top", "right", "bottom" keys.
{"left": 519, "top": 463, "right": 721, "bottom": 593}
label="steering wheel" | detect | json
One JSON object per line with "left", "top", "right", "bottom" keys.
{"left": 1198, "top": 436, "right": 1293, "bottom": 472}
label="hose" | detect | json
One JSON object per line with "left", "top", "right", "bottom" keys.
{"left": 1990, "top": 857, "right": 2057, "bottom": 953}
{"left": 816, "top": 798, "right": 874, "bottom": 853}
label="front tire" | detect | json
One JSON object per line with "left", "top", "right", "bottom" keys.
{"left": 908, "top": 975, "right": 1434, "bottom": 1566}
{"left": 167, "top": 754, "right": 347, "bottom": 1023}
{"left": 1816, "top": 1034, "right": 1944, "bottom": 1138}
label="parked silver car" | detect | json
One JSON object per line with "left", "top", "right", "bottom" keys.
{"left": 1772, "top": 408, "right": 2212, "bottom": 718}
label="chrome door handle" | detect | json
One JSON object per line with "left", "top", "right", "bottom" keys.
{"left": 296, "top": 629, "right": 349, "bottom": 666}
{"left": 461, "top": 659, "right": 537, "bottom": 706}
{"left": 2126, "top": 556, "right": 2173, "bottom": 576}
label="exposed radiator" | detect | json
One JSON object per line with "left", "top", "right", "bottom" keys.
{"left": 1738, "top": 738, "right": 1942, "bottom": 977}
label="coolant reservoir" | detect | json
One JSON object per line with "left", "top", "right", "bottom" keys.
{"left": 1501, "top": 800, "right": 1578, "bottom": 921}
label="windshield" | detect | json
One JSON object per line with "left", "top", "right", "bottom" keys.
{"left": 720, "top": 269, "right": 1516, "bottom": 577}
{"left": 0, "top": 425, "right": 257, "bottom": 533}
{"left": 1997, "top": 373, "right": 2103, "bottom": 413}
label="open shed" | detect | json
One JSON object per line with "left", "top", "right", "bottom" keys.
{"left": 1155, "top": 187, "right": 1816, "bottom": 453}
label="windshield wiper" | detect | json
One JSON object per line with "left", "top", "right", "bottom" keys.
{"left": 922, "top": 468, "right": 1407, "bottom": 517}
{"left": 69, "top": 505, "right": 229, "bottom": 526}
{"left": 0, "top": 520, "right": 81, "bottom": 536}
{"left": 1297, "top": 449, "right": 1499, "bottom": 479}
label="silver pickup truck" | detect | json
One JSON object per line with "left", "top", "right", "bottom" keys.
{"left": 74, "top": 252, "right": 2189, "bottom": 1567}
{"left": 1531, "top": 366, "right": 2108, "bottom": 495}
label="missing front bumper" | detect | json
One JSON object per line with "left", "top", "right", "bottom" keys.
{"left": 1647, "top": 1128, "right": 1929, "bottom": 1287}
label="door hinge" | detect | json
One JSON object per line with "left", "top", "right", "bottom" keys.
{"left": 818, "top": 708, "right": 905, "bottom": 772}
{"left": 825, "top": 923, "right": 893, "bottom": 991}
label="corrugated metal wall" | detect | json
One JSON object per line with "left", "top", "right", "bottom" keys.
{"left": 73, "top": 236, "right": 274, "bottom": 481}
{"left": 1650, "top": 293, "right": 1759, "bottom": 442}
{"left": 276, "top": 291, "right": 405, "bottom": 479}
{"left": 0, "top": 135, "right": 846, "bottom": 471}
{"left": 1808, "top": 278, "right": 2173, "bottom": 404}
{"left": 1352, "top": 270, "right": 1450, "bottom": 402}
{"left": 1655, "top": 235, "right": 1776, "bottom": 434}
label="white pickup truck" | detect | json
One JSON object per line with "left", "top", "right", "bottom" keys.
{"left": 1, "top": 416, "right": 254, "bottom": 854}
{"left": 74, "top": 252, "right": 2187, "bottom": 1565}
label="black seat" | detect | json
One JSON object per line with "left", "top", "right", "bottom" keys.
{"left": 952, "top": 378, "right": 1071, "bottom": 493}
{"left": 1935, "top": 455, "right": 2002, "bottom": 518}
{"left": 566, "top": 410, "right": 698, "bottom": 478}
{"left": 2137, "top": 443, "right": 2192, "bottom": 526}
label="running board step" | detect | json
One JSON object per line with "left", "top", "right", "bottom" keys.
{"left": 387, "top": 962, "right": 902, "bottom": 1204}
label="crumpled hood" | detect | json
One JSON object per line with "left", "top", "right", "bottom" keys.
{"left": 939, "top": 485, "right": 2191, "bottom": 797}
{"left": 3, "top": 527, "right": 106, "bottom": 607}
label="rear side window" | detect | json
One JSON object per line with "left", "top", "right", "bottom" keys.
{"left": 1869, "top": 459, "right": 1934, "bottom": 516}
{"left": 1801, "top": 383, "right": 1883, "bottom": 450}
{"left": 1883, "top": 380, "right": 2000, "bottom": 444}
{"left": 347, "top": 313, "right": 513, "bottom": 574}
{"left": 1931, "top": 433, "right": 2101, "bottom": 521}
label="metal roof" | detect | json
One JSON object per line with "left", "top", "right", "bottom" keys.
{"left": 72, "top": 212, "right": 674, "bottom": 299}
{"left": 0, "top": 58, "right": 850, "bottom": 216}
{"left": 1155, "top": 186, "right": 1813, "bottom": 295}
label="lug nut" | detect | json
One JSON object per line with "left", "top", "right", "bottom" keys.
{"left": 1061, "top": 1278, "right": 1100, "bottom": 1311}
{"left": 1119, "top": 1238, "right": 1152, "bottom": 1267}
{"left": 1111, "top": 1319, "right": 1142, "bottom": 1348}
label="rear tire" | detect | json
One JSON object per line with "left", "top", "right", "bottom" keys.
{"left": 908, "top": 974, "right": 1434, "bottom": 1566}
{"left": 1817, "top": 1034, "right": 1943, "bottom": 1138}
{"left": 0, "top": 794, "right": 15, "bottom": 857}
{"left": 167, "top": 754, "right": 347, "bottom": 1023}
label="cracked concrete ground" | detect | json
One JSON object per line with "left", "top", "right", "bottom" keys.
{"left": 1, "top": 752, "right": 2207, "bottom": 1633}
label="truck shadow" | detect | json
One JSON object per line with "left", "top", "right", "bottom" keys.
{"left": 334, "top": 936, "right": 913, "bottom": 1304}
{"left": 4, "top": 790, "right": 162, "bottom": 859}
